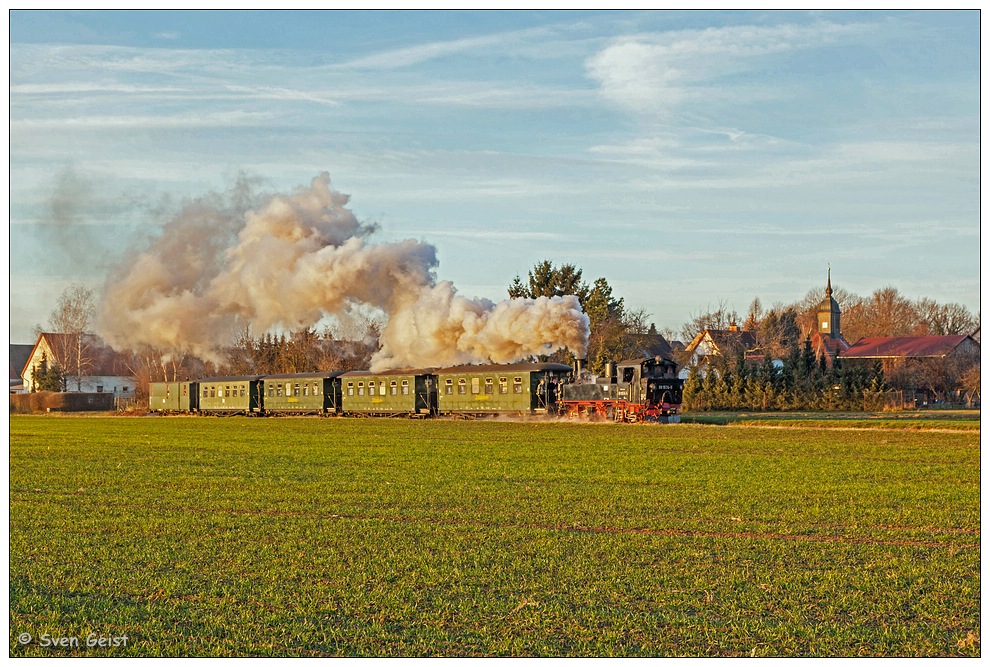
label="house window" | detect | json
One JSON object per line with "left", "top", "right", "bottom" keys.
{"left": 96, "top": 385, "right": 104, "bottom": 393}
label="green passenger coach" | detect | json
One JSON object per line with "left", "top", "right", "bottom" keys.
{"left": 435, "top": 362, "right": 573, "bottom": 415}
{"left": 262, "top": 372, "right": 344, "bottom": 414}
{"left": 198, "top": 376, "right": 264, "bottom": 414}
{"left": 340, "top": 369, "right": 437, "bottom": 416}
{"left": 149, "top": 381, "right": 198, "bottom": 413}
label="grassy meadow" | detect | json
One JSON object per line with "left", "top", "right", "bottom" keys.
{"left": 9, "top": 414, "right": 981, "bottom": 656}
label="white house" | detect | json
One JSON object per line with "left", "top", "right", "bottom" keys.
{"left": 21, "top": 332, "right": 136, "bottom": 398}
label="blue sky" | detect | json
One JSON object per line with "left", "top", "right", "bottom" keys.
{"left": 8, "top": 9, "right": 981, "bottom": 344}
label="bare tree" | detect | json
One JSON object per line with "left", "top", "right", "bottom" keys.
{"left": 46, "top": 284, "right": 96, "bottom": 391}
{"left": 913, "top": 298, "right": 977, "bottom": 336}
{"left": 679, "top": 300, "right": 740, "bottom": 342}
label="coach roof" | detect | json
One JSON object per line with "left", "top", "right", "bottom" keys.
{"left": 436, "top": 362, "right": 573, "bottom": 374}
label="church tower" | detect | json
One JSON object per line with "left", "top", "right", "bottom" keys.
{"left": 817, "top": 268, "right": 841, "bottom": 338}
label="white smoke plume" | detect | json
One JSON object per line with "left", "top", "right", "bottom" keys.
{"left": 96, "top": 172, "right": 590, "bottom": 370}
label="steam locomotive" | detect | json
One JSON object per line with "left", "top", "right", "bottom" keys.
{"left": 149, "top": 357, "right": 683, "bottom": 423}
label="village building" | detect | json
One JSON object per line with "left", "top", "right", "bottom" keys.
{"left": 840, "top": 333, "right": 979, "bottom": 405}
{"left": 20, "top": 332, "right": 136, "bottom": 398}
{"left": 9, "top": 344, "right": 34, "bottom": 393}
{"left": 679, "top": 323, "right": 759, "bottom": 379}
{"left": 809, "top": 269, "right": 851, "bottom": 366}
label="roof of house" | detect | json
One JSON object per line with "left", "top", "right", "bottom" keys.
{"left": 686, "top": 328, "right": 758, "bottom": 355}
{"left": 10, "top": 344, "right": 34, "bottom": 384}
{"left": 841, "top": 335, "right": 975, "bottom": 359}
{"left": 811, "top": 332, "right": 850, "bottom": 355}
{"left": 626, "top": 333, "right": 676, "bottom": 361}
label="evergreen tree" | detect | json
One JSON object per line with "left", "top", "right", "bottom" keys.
{"left": 31, "top": 352, "right": 64, "bottom": 392}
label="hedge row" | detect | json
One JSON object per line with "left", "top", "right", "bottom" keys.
{"left": 10, "top": 392, "right": 116, "bottom": 414}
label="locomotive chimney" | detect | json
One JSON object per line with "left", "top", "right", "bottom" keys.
{"left": 605, "top": 361, "right": 615, "bottom": 383}
{"left": 574, "top": 358, "right": 585, "bottom": 378}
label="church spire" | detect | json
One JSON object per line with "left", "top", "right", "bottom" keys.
{"left": 817, "top": 265, "right": 840, "bottom": 338}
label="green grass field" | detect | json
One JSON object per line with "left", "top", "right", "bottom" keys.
{"left": 9, "top": 415, "right": 980, "bottom": 656}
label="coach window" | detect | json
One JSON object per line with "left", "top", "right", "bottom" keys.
{"left": 347, "top": 382, "right": 354, "bottom": 396}
{"left": 278, "top": 383, "right": 284, "bottom": 397}
{"left": 203, "top": 387, "right": 209, "bottom": 398}
{"left": 401, "top": 380, "right": 409, "bottom": 395}
{"left": 294, "top": 383, "right": 300, "bottom": 397}
{"left": 368, "top": 382, "right": 375, "bottom": 396}
{"left": 210, "top": 386, "right": 216, "bottom": 398}
{"left": 358, "top": 382, "right": 365, "bottom": 396}
{"left": 314, "top": 382, "right": 320, "bottom": 396}
{"left": 303, "top": 384, "right": 309, "bottom": 397}
{"left": 499, "top": 377, "right": 508, "bottom": 394}
{"left": 471, "top": 378, "right": 480, "bottom": 394}
{"left": 513, "top": 377, "right": 523, "bottom": 394}
{"left": 457, "top": 379, "right": 466, "bottom": 394}
{"left": 390, "top": 381, "right": 397, "bottom": 396}
{"left": 240, "top": 385, "right": 246, "bottom": 397}
{"left": 485, "top": 378, "right": 494, "bottom": 394}
{"left": 268, "top": 385, "right": 274, "bottom": 397}
{"left": 445, "top": 379, "right": 454, "bottom": 394}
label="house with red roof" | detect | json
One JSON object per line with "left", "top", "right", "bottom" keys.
{"left": 840, "top": 334, "right": 979, "bottom": 405}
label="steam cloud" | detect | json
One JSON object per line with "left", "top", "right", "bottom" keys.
{"left": 96, "top": 173, "right": 590, "bottom": 370}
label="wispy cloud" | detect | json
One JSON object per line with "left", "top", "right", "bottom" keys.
{"left": 416, "top": 228, "right": 562, "bottom": 242}
{"left": 11, "top": 110, "right": 273, "bottom": 130}
{"left": 585, "top": 20, "right": 869, "bottom": 118}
